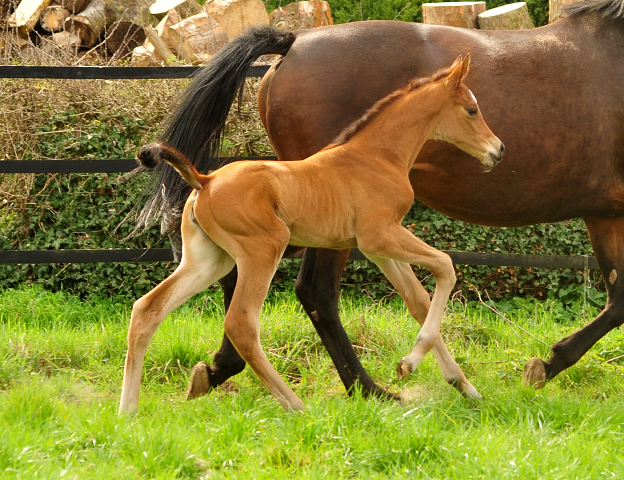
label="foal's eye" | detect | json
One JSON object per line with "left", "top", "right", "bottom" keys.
{"left": 467, "top": 107, "right": 478, "bottom": 117}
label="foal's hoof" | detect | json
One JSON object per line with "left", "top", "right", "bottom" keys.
{"left": 522, "top": 357, "right": 547, "bottom": 389}
{"left": 186, "top": 361, "right": 211, "bottom": 400}
{"left": 397, "top": 357, "right": 415, "bottom": 380}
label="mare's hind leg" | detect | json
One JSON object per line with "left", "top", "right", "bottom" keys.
{"left": 295, "top": 248, "right": 399, "bottom": 400}
{"left": 358, "top": 224, "right": 457, "bottom": 381}
{"left": 367, "top": 256, "right": 481, "bottom": 399}
{"left": 523, "top": 217, "right": 624, "bottom": 388}
{"left": 119, "top": 217, "right": 234, "bottom": 415}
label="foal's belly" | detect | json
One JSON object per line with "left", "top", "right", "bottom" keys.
{"left": 287, "top": 217, "right": 358, "bottom": 250}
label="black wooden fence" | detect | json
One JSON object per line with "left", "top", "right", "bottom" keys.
{"left": 0, "top": 65, "right": 599, "bottom": 271}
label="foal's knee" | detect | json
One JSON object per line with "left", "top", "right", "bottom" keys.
{"left": 430, "top": 254, "right": 456, "bottom": 290}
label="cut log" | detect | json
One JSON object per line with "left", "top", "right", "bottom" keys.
{"left": 51, "top": 29, "right": 81, "bottom": 46}
{"left": 105, "top": 20, "right": 146, "bottom": 57}
{"left": 154, "top": 9, "right": 180, "bottom": 48}
{"left": 549, "top": 0, "right": 583, "bottom": 23}
{"left": 144, "top": 25, "right": 181, "bottom": 64}
{"left": 57, "top": 0, "right": 90, "bottom": 14}
{"left": 40, "top": 4, "right": 71, "bottom": 32}
{"left": 8, "top": 0, "right": 54, "bottom": 31}
{"left": 269, "top": 1, "right": 333, "bottom": 31}
{"left": 204, "top": 0, "right": 269, "bottom": 41}
{"left": 422, "top": 2, "right": 486, "bottom": 28}
{"left": 478, "top": 2, "right": 534, "bottom": 29}
{"left": 64, "top": 0, "right": 117, "bottom": 47}
{"left": 130, "top": 44, "right": 157, "bottom": 65}
{"left": 149, "top": 0, "right": 202, "bottom": 18}
{"left": 168, "top": 11, "right": 228, "bottom": 63}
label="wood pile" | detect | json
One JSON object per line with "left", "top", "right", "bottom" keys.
{"left": 422, "top": 2, "right": 538, "bottom": 30}
{"left": 0, "top": 0, "right": 334, "bottom": 64}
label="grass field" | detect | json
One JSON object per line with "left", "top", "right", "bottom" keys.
{"left": 1, "top": 285, "right": 624, "bottom": 479}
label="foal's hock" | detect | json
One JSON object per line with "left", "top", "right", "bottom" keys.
{"left": 119, "top": 55, "right": 504, "bottom": 414}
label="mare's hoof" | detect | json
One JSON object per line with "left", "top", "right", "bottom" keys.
{"left": 397, "top": 357, "right": 413, "bottom": 380}
{"left": 186, "top": 361, "right": 211, "bottom": 400}
{"left": 522, "top": 357, "right": 547, "bottom": 389}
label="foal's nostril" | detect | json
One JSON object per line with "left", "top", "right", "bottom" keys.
{"left": 499, "top": 142, "right": 506, "bottom": 157}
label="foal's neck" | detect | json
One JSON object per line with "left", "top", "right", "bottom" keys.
{"left": 348, "top": 82, "right": 446, "bottom": 172}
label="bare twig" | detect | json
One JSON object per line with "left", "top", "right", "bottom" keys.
{"left": 477, "top": 290, "right": 549, "bottom": 346}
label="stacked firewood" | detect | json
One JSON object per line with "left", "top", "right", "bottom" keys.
{"left": 0, "top": 0, "right": 333, "bottom": 63}
{"left": 133, "top": 0, "right": 332, "bottom": 66}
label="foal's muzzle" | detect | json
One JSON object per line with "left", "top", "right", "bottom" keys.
{"left": 483, "top": 140, "right": 505, "bottom": 172}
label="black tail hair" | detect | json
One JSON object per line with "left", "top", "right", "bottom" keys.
{"left": 132, "top": 26, "right": 295, "bottom": 254}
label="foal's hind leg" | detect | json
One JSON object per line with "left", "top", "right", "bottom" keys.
{"left": 367, "top": 256, "right": 481, "bottom": 399}
{"left": 224, "top": 254, "right": 305, "bottom": 411}
{"left": 186, "top": 267, "right": 247, "bottom": 400}
{"left": 119, "top": 219, "right": 234, "bottom": 415}
{"left": 523, "top": 217, "right": 624, "bottom": 388}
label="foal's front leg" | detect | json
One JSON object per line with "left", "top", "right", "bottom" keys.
{"left": 358, "top": 225, "right": 462, "bottom": 387}
{"left": 365, "top": 256, "right": 481, "bottom": 399}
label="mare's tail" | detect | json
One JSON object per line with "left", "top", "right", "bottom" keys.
{"left": 135, "top": 26, "right": 295, "bottom": 252}
{"left": 138, "top": 141, "right": 207, "bottom": 192}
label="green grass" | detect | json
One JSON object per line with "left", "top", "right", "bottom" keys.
{"left": 2, "top": 286, "right": 624, "bottom": 479}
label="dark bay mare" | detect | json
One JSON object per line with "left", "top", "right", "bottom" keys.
{"left": 138, "top": 0, "right": 624, "bottom": 399}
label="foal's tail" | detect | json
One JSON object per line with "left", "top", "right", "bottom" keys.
{"left": 138, "top": 141, "right": 207, "bottom": 192}
{"left": 135, "top": 26, "right": 296, "bottom": 238}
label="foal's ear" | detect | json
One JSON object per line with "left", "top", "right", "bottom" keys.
{"left": 446, "top": 53, "right": 471, "bottom": 89}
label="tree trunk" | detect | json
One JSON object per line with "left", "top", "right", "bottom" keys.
{"left": 105, "top": 20, "right": 145, "bottom": 57}
{"left": 478, "top": 2, "right": 534, "bottom": 30}
{"left": 149, "top": 0, "right": 202, "bottom": 18}
{"left": 40, "top": 4, "right": 71, "bottom": 32}
{"left": 8, "top": 0, "right": 54, "bottom": 31}
{"left": 422, "top": 2, "right": 486, "bottom": 28}
{"left": 205, "top": 0, "right": 269, "bottom": 41}
{"left": 64, "top": 0, "right": 117, "bottom": 47}
{"left": 168, "top": 11, "right": 228, "bottom": 63}
{"left": 549, "top": 0, "right": 583, "bottom": 23}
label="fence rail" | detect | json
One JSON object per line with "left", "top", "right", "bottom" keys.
{"left": 1, "top": 66, "right": 598, "bottom": 270}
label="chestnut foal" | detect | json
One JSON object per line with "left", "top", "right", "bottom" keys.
{"left": 119, "top": 55, "right": 504, "bottom": 414}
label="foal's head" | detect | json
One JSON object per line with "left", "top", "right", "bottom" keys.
{"left": 430, "top": 55, "right": 505, "bottom": 171}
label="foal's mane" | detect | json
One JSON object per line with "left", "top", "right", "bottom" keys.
{"left": 566, "top": 0, "right": 624, "bottom": 19}
{"left": 325, "top": 65, "right": 456, "bottom": 149}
